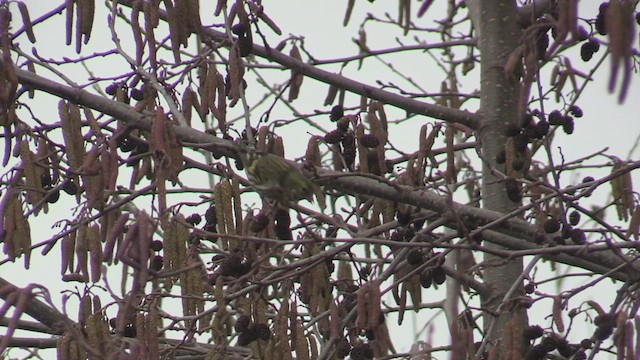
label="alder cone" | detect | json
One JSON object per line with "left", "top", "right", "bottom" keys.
{"left": 568, "top": 211, "right": 581, "bottom": 225}
{"left": 324, "top": 129, "right": 344, "bottom": 144}
{"left": 543, "top": 218, "right": 561, "bottom": 233}
{"left": 253, "top": 323, "right": 271, "bottom": 340}
{"left": 406, "top": 249, "right": 423, "bottom": 266}
{"left": 360, "top": 133, "right": 380, "bottom": 148}
{"left": 505, "top": 177, "right": 521, "bottom": 203}
{"left": 330, "top": 104, "right": 344, "bottom": 121}
{"left": 234, "top": 314, "right": 251, "bottom": 333}
{"left": 238, "top": 35, "right": 253, "bottom": 57}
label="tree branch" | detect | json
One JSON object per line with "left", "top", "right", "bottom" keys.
{"left": 116, "top": 0, "right": 480, "bottom": 129}
{"left": 15, "top": 68, "right": 640, "bottom": 283}
{"left": 0, "top": 277, "right": 67, "bottom": 335}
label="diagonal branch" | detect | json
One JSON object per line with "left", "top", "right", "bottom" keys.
{"left": 15, "top": 67, "right": 640, "bottom": 283}
{"left": 116, "top": 0, "right": 480, "bottom": 129}
{"left": 0, "top": 277, "right": 67, "bottom": 335}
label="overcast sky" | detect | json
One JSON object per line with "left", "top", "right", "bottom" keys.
{"left": 4, "top": 1, "right": 640, "bottom": 358}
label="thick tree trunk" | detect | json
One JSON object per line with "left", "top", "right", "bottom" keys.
{"left": 474, "top": 1, "right": 529, "bottom": 358}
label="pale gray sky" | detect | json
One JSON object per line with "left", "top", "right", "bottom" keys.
{"left": 3, "top": 1, "right": 639, "bottom": 358}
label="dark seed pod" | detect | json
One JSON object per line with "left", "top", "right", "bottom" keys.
{"left": 150, "top": 240, "right": 163, "bottom": 252}
{"left": 123, "top": 323, "right": 137, "bottom": 337}
{"left": 203, "top": 222, "right": 217, "bottom": 233}
{"left": 350, "top": 342, "right": 373, "bottom": 360}
{"left": 562, "top": 116, "right": 575, "bottom": 134}
{"left": 224, "top": 74, "right": 231, "bottom": 96}
{"left": 359, "top": 265, "right": 371, "bottom": 279}
{"left": 534, "top": 120, "right": 549, "bottom": 138}
{"left": 504, "top": 123, "right": 522, "bottom": 137}
{"left": 365, "top": 328, "right": 375, "bottom": 340}
{"left": 337, "top": 337, "right": 351, "bottom": 357}
{"left": 543, "top": 218, "right": 561, "bottom": 233}
{"left": 234, "top": 314, "right": 251, "bottom": 333}
{"left": 360, "top": 134, "right": 380, "bottom": 148}
{"left": 558, "top": 339, "right": 578, "bottom": 358}
{"left": 511, "top": 158, "right": 525, "bottom": 171}
{"left": 496, "top": 149, "right": 506, "bottom": 164}
{"left": 594, "top": 313, "right": 616, "bottom": 328}
{"left": 241, "top": 127, "right": 258, "bottom": 142}
{"left": 116, "top": 135, "right": 136, "bottom": 153}
{"left": 582, "top": 176, "right": 595, "bottom": 183}
{"left": 568, "top": 210, "right": 581, "bottom": 225}
{"left": 403, "top": 227, "right": 416, "bottom": 241}
{"left": 579, "top": 338, "right": 592, "bottom": 349}
{"left": 326, "top": 258, "right": 336, "bottom": 273}
{"left": 432, "top": 266, "right": 446, "bottom": 285}
{"left": 589, "top": 38, "right": 601, "bottom": 53}
{"left": 274, "top": 209, "right": 292, "bottom": 240}
{"left": 568, "top": 105, "right": 583, "bottom": 118}
{"left": 204, "top": 205, "right": 217, "bottom": 224}
{"left": 237, "top": 326, "right": 258, "bottom": 346}
{"left": 130, "top": 88, "right": 144, "bottom": 101}
{"left": 553, "top": 236, "right": 566, "bottom": 245}
{"left": 105, "top": 83, "right": 118, "bottom": 96}
{"left": 118, "top": 136, "right": 137, "bottom": 153}
{"left": 231, "top": 23, "right": 246, "bottom": 36}
{"left": 186, "top": 213, "right": 202, "bottom": 226}
{"left": 505, "top": 177, "right": 521, "bottom": 203}
{"left": 250, "top": 211, "right": 269, "bottom": 233}
{"left": 341, "top": 131, "right": 355, "bottom": 148}
{"left": 341, "top": 132, "right": 356, "bottom": 169}
{"left": 412, "top": 216, "right": 425, "bottom": 230}
{"left": 47, "top": 188, "right": 60, "bottom": 203}
{"left": 533, "top": 233, "right": 546, "bottom": 244}
{"left": 330, "top": 105, "right": 344, "bottom": 122}
{"left": 396, "top": 209, "right": 411, "bottom": 225}
{"left": 595, "top": 3, "right": 608, "bottom": 36}
{"left": 41, "top": 172, "right": 53, "bottom": 187}
{"left": 580, "top": 42, "right": 595, "bottom": 61}
{"left": 556, "top": 339, "right": 575, "bottom": 357}
{"left": 573, "top": 350, "right": 587, "bottom": 360}
{"left": 336, "top": 117, "right": 350, "bottom": 132}
{"left": 541, "top": 336, "right": 558, "bottom": 351}
{"left": 254, "top": 323, "right": 271, "bottom": 340}
{"left": 406, "top": 249, "right": 424, "bottom": 266}
{"left": 513, "top": 132, "right": 529, "bottom": 153}
{"left": 525, "top": 344, "right": 548, "bottom": 360}
{"left": 238, "top": 35, "right": 253, "bottom": 57}
{"left": 150, "top": 255, "right": 164, "bottom": 271}
{"left": 471, "top": 232, "right": 483, "bottom": 244}
{"left": 62, "top": 180, "right": 78, "bottom": 195}
{"left": 570, "top": 228, "right": 586, "bottom": 244}
{"left": 535, "top": 31, "right": 549, "bottom": 60}
{"left": 521, "top": 113, "right": 535, "bottom": 129}
{"left": 219, "top": 255, "right": 250, "bottom": 277}
{"left": 390, "top": 230, "right": 403, "bottom": 242}
{"left": 547, "top": 110, "right": 564, "bottom": 125}
{"left": 324, "top": 129, "right": 344, "bottom": 144}
{"left": 419, "top": 269, "right": 433, "bottom": 288}
{"left": 594, "top": 325, "right": 613, "bottom": 340}
{"left": 523, "top": 325, "right": 544, "bottom": 340}
{"left": 326, "top": 225, "right": 338, "bottom": 238}
{"left": 136, "top": 141, "right": 149, "bottom": 153}
{"left": 524, "top": 282, "right": 536, "bottom": 294}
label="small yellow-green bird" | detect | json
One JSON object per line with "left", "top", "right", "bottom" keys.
{"left": 243, "top": 152, "right": 315, "bottom": 203}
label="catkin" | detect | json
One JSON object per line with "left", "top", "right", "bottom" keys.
{"left": 17, "top": 2, "right": 35, "bottom": 43}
